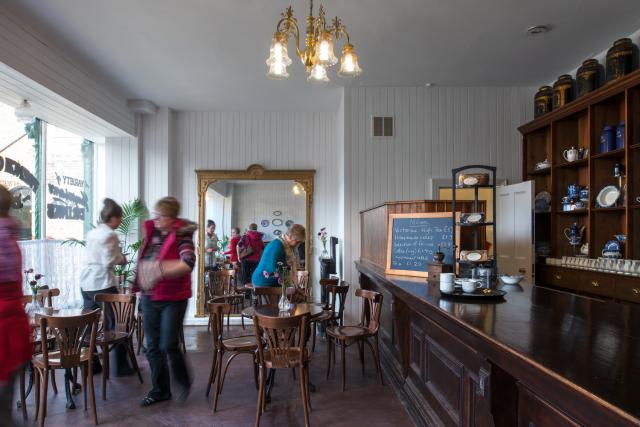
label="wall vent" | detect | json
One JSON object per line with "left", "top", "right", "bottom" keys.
{"left": 371, "top": 116, "right": 394, "bottom": 138}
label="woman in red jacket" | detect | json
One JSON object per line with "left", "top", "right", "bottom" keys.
{"left": 223, "top": 227, "right": 241, "bottom": 267}
{"left": 0, "top": 185, "right": 31, "bottom": 424}
{"left": 134, "top": 197, "right": 197, "bottom": 407}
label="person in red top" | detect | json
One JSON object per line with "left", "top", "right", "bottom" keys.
{"left": 223, "top": 227, "right": 241, "bottom": 266}
{"left": 0, "top": 185, "right": 31, "bottom": 425}
{"left": 238, "top": 223, "right": 265, "bottom": 285}
{"left": 134, "top": 197, "right": 197, "bottom": 407}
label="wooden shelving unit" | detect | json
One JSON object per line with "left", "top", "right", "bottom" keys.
{"left": 520, "top": 69, "right": 640, "bottom": 298}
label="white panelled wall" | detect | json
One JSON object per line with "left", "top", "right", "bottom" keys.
{"left": 342, "top": 86, "right": 535, "bottom": 320}
{"left": 105, "top": 86, "right": 535, "bottom": 323}
{"left": 139, "top": 110, "right": 341, "bottom": 320}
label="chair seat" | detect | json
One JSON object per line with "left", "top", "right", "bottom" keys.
{"left": 32, "top": 348, "right": 91, "bottom": 368}
{"left": 222, "top": 335, "right": 257, "bottom": 351}
{"left": 326, "top": 325, "right": 374, "bottom": 340}
{"left": 313, "top": 311, "right": 334, "bottom": 323}
{"left": 95, "top": 330, "right": 129, "bottom": 345}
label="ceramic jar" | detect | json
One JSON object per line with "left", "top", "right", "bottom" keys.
{"left": 615, "top": 121, "right": 625, "bottom": 149}
{"left": 606, "top": 38, "right": 637, "bottom": 82}
{"left": 534, "top": 86, "right": 553, "bottom": 118}
{"left": 576, "top": 59, "right": 602, "bottom": 97}
{"left": 600, "top": 125, "right": 616, "bottom": 153}
{"left": 552, "top": 75, "right": 574, "bottom": 109}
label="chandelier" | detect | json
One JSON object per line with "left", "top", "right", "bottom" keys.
{"left": 266, "top": 0, "right": 362, "bottom": 82}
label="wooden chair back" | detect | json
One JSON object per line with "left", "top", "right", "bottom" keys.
{"left": 94, "top": 293, "right": 137, "bottom": 335}
{"left": 207, "top": 301, "right": 231, "bottom": 347}
{"left": 21, "top": 295, "right": 33, "bottom": 306}
{"left": 254, "top": 286, "right": 282, "bottom": 305}
{"left": 36, "top": 288, "right": 60, "bottom": 308}
{"left": 356, "top": 288, "right": 383, "bottom": 333}
{"left": 319, "top": 278, "right": 339, "bottom": 307}
{"left": 39, "top": 309, "right": 100, "bottom": 369}
{"left": 327, "top": 283, "right": 350, "bottom": 326}
{"left": 223, "top": 268, "right": 238, "bottom": 294}
{"left": 295, "top": 271, "right": 309, "bottom": 288}
{"left": 252, "top": 312, "right": 308, "bottom": 369}
{"left": 208, "top": 270, "right": 226, "bottom": 299}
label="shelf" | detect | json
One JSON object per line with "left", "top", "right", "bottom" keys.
{"left": 593, "top": 206, "right": 625, "bottom": 212}
{"left": 458, "top": 259, "right": 495, "bottom": 265}
{"left": 527, "top": 168, "right": 550, "bottom": 176}
{"left": 591, "top": 148, "right": 625, "bottom": 159}
{"left": 555, "top": 159, "right": 588, "bottom": 169}
{"left": 556, "top": 209, "right": 588, "bottom": 215}
{"left": 455, "top": 184, "right": 494, "bottom": 189}
{"left": 632, "top": 204, "right": 640, "bottom": 209}
{"left": 631, "top": 143, "right": 640, "bottom": 150}
{"left": 456, "top": 222, "right": 495, "bottom": 227}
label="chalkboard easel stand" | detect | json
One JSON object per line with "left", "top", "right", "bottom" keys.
{"left": 451, "top": 165, "right": 497, "bottom": 279}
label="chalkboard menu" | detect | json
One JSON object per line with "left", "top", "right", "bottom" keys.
{"left": 385, "top": 212, "right": 459, "bottom": 277}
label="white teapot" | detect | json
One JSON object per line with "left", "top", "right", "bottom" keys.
{"left": 563, "top": 147, "right": 578, "bottom": 162}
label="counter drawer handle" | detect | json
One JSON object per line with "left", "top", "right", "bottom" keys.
{"left": 633, "top": 288, "right": 640, "bottom": 296}
{"left": 592, "top": 281, "right": 599, "bottom": 287}
{"left": 555, "top": 274, "right": 562, "bottom": 280}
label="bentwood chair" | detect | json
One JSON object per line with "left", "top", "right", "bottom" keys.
{"left": 253, "top": 312, "right": 311, "bottom": 427}
{"left": 93, "top": 293, "right": 143, "bottom": 400}
{"left": 206, "top": 301, "right": 258, "bottom": 411}
{"left": 326, "top": 288, "right": 384, "bottom": 392}
{"left": 136, "top": 298, "right": 186, "bottom": 354}
{"left": 254, "top": 286, "right": 282, "bottom": 306}
{"left": 312, "top": 282, "right": 349, "bottom": 352}
{"left": 223, "top": 268, "right": 246, "bottom": 329}
{"left": 295, "top": 271, "right": 310, "bottom": 299}
{"left": 35, "top": 288, "right": 60, "bottom": 308}
{"left": 33, "top": 309, "right": 100, "bottom": 427}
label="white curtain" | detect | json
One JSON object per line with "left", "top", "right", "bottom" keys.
{"left": 18, "top": 240, "right": 85, "bottom": 308}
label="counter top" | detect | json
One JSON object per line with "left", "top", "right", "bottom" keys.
{"left": 356, "top": 260, "right": 640, "bottom": 422}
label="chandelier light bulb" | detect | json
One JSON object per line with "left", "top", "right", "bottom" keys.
{"left": 338, "top": 43, "right": 362, "bottom": 78}
{"left": 267, "top": 61, "right": 290, "bottom": 79}
{"left": 308, "top": 64, "right": 329, "bottom": 82}
{"left": 315, "top": 32, "right": 338, "bottom": 66}
{"left": 266, "top": 32, "right": 292, "bottom": 69}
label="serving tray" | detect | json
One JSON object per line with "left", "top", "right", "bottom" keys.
{"left": 440, "top": 288, "right": 506, "bottom": 301}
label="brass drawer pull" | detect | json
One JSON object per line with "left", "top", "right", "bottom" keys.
{"left": 633, "top": 288, "right": 640, "bottom": 296}
{"left": 591, "top": 281, "right": 599, "bottom": 287}
{"left": 555, "top": 274, "right": 562, "bottom": 280}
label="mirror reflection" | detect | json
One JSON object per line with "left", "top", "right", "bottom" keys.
{"left": 203, "top": 179, "right": 307, "bottom": 301}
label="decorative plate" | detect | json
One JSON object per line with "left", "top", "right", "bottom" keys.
{"left": 285, "top": 220, "right": 294, "bottom": 227}
{"left": 596, "top": 185, "right": 620, "bottom": 208}
{"left": 273, "top": 229, "right": 283, "bottom": 236}
{"left": 535, "top": 191, "right": 551, "bottom": 204}
{"left": 272, "top": 219, "right": 283, "bottom": 226}
{"left": 460, "top": 212, "right": 485, "bottom": 225}
{"left": 273, "top": 210, "right": 282, "bottom": 216}
{"left": 261, "top": 220, "right": 270, "bottom": 227}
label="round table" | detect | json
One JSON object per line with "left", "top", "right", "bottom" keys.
{"left": 25, "top": 307, "right": 94, "bottom": 410}
{"left": 242, "top": 303, "right": 324, "bottom": 319}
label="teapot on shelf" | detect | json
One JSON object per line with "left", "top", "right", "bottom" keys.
{"left": 563, "top": 147, "right": 579, "bottom": 162}
{"left": 563, "top": 222, "right": 585, "bottom": 246}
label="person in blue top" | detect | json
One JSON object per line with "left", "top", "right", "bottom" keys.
{"left": 252, "top": 224, "right": 306, "bottom": 286}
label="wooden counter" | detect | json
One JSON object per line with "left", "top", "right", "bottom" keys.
{"left": 356, "top": 260, "right": 640, "bottom": 427}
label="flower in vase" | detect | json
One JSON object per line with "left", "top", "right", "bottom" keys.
{"left": 34, "top": 274, "right": 43, "bottom": 280}
{"left": 262, "top": 270, "right": 270, "bottom": 279}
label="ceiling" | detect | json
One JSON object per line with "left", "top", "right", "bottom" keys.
{"left": 5, "top": 0, "right": 640, "bottom": 112}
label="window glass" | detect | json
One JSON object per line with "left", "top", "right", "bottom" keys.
{"left": 45, "top": 123, "right": 88, "bottom": 240}
{"left": 0, "top": 102, "right": 37, "bottom": 240}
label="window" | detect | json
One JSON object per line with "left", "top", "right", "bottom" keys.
{"left": 0, "top": 102, "right": 38, "bottom": 240}
{"left": 0, "top": 100, "right": 95, "bottom": 241}
{"left": 45, "top": 123, "right": 93, "bottom": 240}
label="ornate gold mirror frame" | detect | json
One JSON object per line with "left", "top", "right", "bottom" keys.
{"left": 195, "top": 164, "right": 315, "bottom": 317}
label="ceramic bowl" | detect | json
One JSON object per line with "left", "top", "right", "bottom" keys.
{"left": 499, "top": 275, "right": 524, "bottom": 285}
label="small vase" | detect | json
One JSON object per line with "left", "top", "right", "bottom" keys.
{"left": 319, "top": 242, "right": 331, "bottom": 260}
{"left": 278, "top": 286, "right": 292, "bottom": 311}
{"left": 31, "top": 291, "right": 40, "bottom": 310}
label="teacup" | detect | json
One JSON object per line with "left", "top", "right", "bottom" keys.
{"left": 440, "top": 273, "right": 455, "bottom": 292}
{"left": 458, "top": 279, "right": 482, "bottom": 293}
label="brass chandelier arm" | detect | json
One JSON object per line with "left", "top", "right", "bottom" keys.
{"left": 276, "top": 16, "right": 303, "bottom": 58}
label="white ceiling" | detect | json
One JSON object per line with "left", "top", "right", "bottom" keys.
{"left": 6, "top": 0, "right": 640, "bottom": 112}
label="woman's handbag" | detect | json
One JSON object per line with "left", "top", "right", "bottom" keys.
{"left": 237, "top": 236, "right": 254, "bottom": 260}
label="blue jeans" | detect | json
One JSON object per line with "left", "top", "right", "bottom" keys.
{"left": 141, "top": 297, "right": 190, "bottom": 399}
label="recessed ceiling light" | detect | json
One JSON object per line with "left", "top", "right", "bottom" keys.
{"left": 527, "top": 25, "right": 550, "bottom": 36}
{"left": 425, "top": 83, "right": 434, "bottom": 87}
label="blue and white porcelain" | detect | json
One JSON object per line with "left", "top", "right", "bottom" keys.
{"left": 600, "top": 125, "right": 616, "bottom": 153}
{"left": 579, "top": 187, "right": 589, "bottom": 202}
{"left": 615, "top": 121, "right": 625, "bottom": 150}
{"left": 602, "top": 239, "right": 622, "bottom": 258}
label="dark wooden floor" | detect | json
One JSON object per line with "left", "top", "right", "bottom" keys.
{"left": 13, "top": 325, "right": 412, "bottom": 426}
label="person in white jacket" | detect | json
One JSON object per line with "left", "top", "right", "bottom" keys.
{"left": 79, "top": 198, "right": 131, "bottom": 375}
